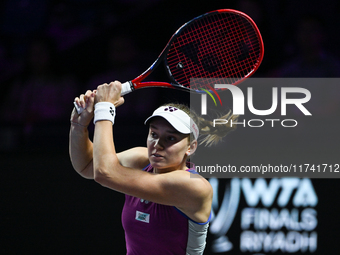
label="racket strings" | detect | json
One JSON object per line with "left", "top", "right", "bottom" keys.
{"left": 166, "top": 11, "right": 263, "bottom": 90}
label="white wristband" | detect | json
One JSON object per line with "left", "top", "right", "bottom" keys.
{"left": 93, "top": 102, "right": 116, "bottom": 125}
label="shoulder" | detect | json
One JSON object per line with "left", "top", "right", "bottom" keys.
{"left": 161, "top": 170, "right": 212, "bottom": 204}
{"left": 117, "top": 147, "right": 149, "bottom": 169}
{"left": 161, "top": 170, "right": 212, "bottom": 222}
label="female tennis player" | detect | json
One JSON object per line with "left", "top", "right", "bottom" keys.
{"left": 69, "top": 81, "right": 237, "bottom": 254}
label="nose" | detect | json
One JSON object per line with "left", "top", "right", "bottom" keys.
{"left": 151, "top": 138, "right": 164, "bottom": 150}
{"left": 152, "top": 138, "right": 159, "bottom": 147}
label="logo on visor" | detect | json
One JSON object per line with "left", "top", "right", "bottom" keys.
{"left": 164, "top": 107, "right": 178, "bottom": 112}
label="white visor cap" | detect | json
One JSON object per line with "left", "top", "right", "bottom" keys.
{"left": 144, "top": 106, "right": 199, "bottom": 141}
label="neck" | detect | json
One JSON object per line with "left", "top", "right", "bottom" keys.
{"left": 153, "top": 160, "right": 188, "bottom": 174}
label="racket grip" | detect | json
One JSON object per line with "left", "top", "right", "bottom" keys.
{"left": 74, "top": 102, "right": 85, "bottom": 114}
{"left": 121, "top": 81, "right": 134, "bottom": 96}
{"left": 74, "top": 81, "right": 133, "bottom": 115}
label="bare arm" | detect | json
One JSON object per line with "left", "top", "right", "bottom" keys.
{"left": 69, "top": 122, "right": 94, "bottom": 179}
{"left": 69, "top": 88, "right": 126, "bottom": 179}
{"left": 69, "top": 124, "right": 148, "bottom": 178}
{"left": 117, "top": 147, "right": 149, "bottom": 169}
{"left": 69, "top": 91, "right": 96, "bottom": 179}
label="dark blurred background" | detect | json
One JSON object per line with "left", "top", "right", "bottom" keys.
{"left": 1, "top": 0, "right": 340, "bottom": 254}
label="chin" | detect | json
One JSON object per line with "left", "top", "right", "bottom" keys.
{"left": 150, "top": 161, "right": 165, "bottom": 168}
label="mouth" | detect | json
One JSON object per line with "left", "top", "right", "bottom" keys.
{"left": 151, "top": 153, "right": 164, "bottom": 158}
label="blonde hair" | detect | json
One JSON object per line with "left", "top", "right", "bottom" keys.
{"left": 163, "top": 103, "right": 238, "bottom": 147}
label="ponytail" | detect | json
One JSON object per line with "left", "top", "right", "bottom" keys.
{"left": 196, "top": 111, "right": 238, "bottom": 146}
{"left": 163, "top": 103, "right": 238, "bottom": 147}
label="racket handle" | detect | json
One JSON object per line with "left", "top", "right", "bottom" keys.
{"left": 121, "top": 81, "right": 134, "bottom": 96}
{"left": 74, "top": 102, "right": 84, "bottom": 114}
{"left": 74, "top": 81, "right": 134, "bottom": 114}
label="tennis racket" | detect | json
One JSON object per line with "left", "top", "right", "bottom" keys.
{"left": 75, "top": 9, "right": 264, "bottom": 114}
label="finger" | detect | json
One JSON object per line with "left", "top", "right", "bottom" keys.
{"left": 85, "top": 91, "right": 96, "bottom": 112}
{"left": 79, "top": 94, "right": 86, "bottom": 108}
{"left": 114, "top": 97, "right": 125, "bottom": 107}
{"left": 73, "top": 96, "right": 84, "bottom": 115}
{"left": 73, "top": 101, "right": 84, "bottom": 114}
{"left": 97, "top": 83, "right": 107, "bottom": 90}
{"left": 74, "top": 97, "right": 80, "bottom": 105}
{"left": 85, "top": 90, "right": 93, "bottom": 95}
{"left": 83, "top": 91, "right": 92, "bottom": 106}
{"left": 112, "top": 81, "right": 122, "bottom": 91}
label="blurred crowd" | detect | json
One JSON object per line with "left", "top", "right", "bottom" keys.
{"left": 1, "top": 0, "right": 340, "bottom": 151}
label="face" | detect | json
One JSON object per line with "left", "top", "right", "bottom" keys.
{"left": 147, "top": 117, "right": 191, "bottom": 172}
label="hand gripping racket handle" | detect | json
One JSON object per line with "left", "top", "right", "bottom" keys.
{"left": 73, "top": 81, "right": 134, "bottom": 114}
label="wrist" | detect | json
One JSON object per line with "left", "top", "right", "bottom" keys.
{"left": 70, "top": 120, "right": 88, "bottom": 128}
{"left": 94, "top": 102, "right": 116, "bottom": 125}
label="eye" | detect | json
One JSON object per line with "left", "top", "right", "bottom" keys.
{"left": 150, "top": 131, "right": 158, "bottom": 138}
{"left": 167, "top": 136, "right": 176, "bottom": 141}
